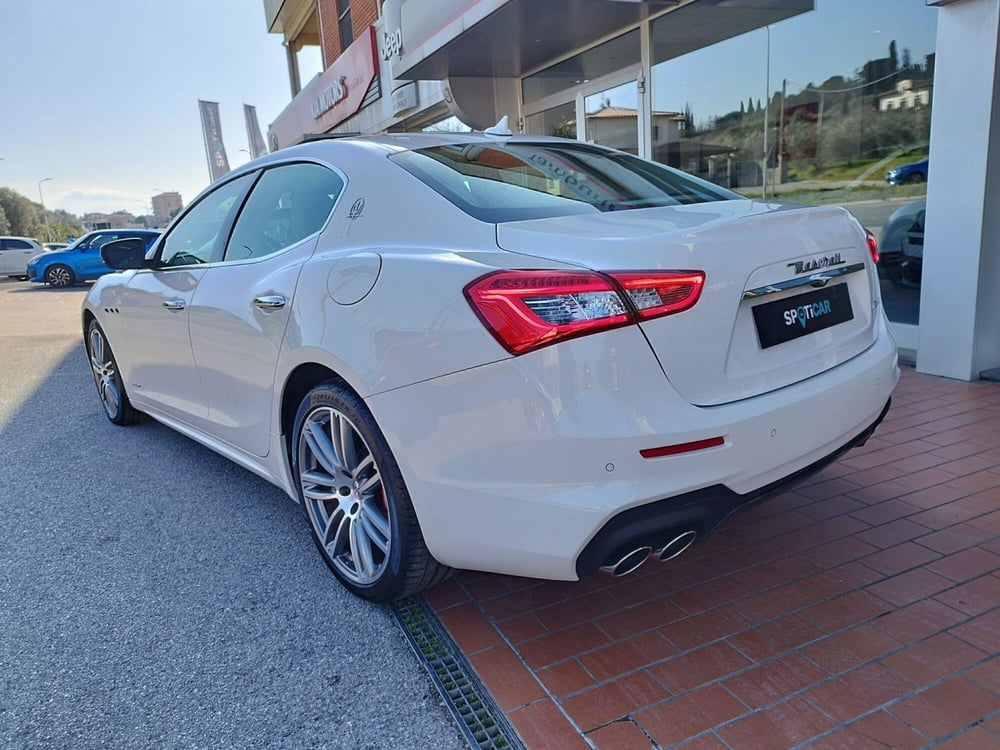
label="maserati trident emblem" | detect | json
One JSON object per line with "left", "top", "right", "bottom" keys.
{"left": 348, "top": 198, "right": 366, "bottom": 219}
{"left": 788, "top": 252, "right": 845, "bottom": 274}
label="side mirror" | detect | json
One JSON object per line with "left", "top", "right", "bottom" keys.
{"left": 101, "top": 238, "right": 148, "bottom": 270}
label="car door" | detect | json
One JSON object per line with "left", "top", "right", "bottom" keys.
{"left": 188, "top": 161, "right": 345, "bottom": 457}
{"left": 1, "top": 239, "right": 38, "bottom": 275}
{"left": 0, "top": 239, "right": 13, "bottom": 274}
{"left": 77, "top": 231, "right": 127, "bottom": 279}
{"left": 120, "top": 172, "right": 258, "bottom": 424}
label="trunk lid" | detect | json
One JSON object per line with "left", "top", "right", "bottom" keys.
{"left": 495, "top": 199, "right": 879, "bottom": 406}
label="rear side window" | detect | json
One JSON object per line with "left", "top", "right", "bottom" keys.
{"left": 5, "top": 239, "right": 33, "bottom": 249}
{"left": 225, "top": 163, "right": 343, "bottom": 262}
{"left": 389, "top": 141, "right": 740, "bottom": 223}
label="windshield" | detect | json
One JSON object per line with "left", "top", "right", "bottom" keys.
{"left": 389, "top": 141, "right": 741, "bottom": 223}
{"left": 62, "top": 234, "right": 93, "bottom": 250}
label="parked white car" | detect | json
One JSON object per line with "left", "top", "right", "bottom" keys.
{"left": 83, "top": 131, "right": 899, "bottom": 602}
{"left": 0, "top": 236, "right": 44, "bottom": 278}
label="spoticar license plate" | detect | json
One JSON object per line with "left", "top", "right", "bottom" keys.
{"left": 752, "top": 283, "right": 854, "bottom": 349}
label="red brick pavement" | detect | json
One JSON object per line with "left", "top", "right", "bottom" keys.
{"left": 423, "top": 367, "right": 1000, "bottom": 748}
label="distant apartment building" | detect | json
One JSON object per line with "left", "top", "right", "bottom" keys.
{"left": 152, "top": 192, "right": 184, "bottom": 226}
{"left": 83, "top": 211, "right": 144, "bottom": 230}
{"left": 879, "top": 79, "right": 932, "bottom": 111}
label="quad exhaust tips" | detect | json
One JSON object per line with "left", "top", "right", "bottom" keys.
{"left": 600, "top": 546, "right": 653, "bottom": 577}
{"left": 599, "top": 530, "right": 698, "bottom": 577}
{"left": 657, "top": 530, "right": 697, "bottom": 561}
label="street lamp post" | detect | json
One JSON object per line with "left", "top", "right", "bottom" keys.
{"left": 38, "top": 178, "right": 54, "bottom": 242}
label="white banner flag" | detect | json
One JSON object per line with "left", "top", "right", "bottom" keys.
{"left": 198, "top": 99, "right": 231, "bottom": 182}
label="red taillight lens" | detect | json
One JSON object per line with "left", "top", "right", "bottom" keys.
{"left": 465, "top": 269, "right": 706, "bottom": 355}
{"left": 609, "top": 271, "right": 705, "bottom": 320}
{"left": 866, "top": 230, "right": 880, "bottom": 264}
{"left": 464, "top": 270, "right": 631, "bottom": 354}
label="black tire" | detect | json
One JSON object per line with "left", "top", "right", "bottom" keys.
{"left": 86, "top": 320, "right": 140, "bottom": 426}
{"left": 292, "top": 381, "right": 452, "bottom": 602}
{"left": 46, "top": 264, "right": 76, "bottom": 288}
{"left": 907, "top": 172, "right": 925, "bottom": 184}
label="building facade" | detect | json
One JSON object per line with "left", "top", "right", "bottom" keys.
{"left": 151, "top": 192, "right": 184, "bottom": 226}
{"left": 83, "top": 211, "right": 144, "bottom": 231}
{"left": 262, "top": 0, "right": 1000, "bottom": 382}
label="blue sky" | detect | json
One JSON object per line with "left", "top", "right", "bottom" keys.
{"left": 1, "top": 1, "right": 320, "bottom": 216}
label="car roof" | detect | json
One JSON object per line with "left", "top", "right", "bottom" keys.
{"left": 0, "top": 236, "right": 42, "bottom": 242}
{"left": 182, "top": 131, "right": 586, "bottom": 210}
{"left": 83, "top": 228, "right": 160, "bottom": 234}
{"left": 252, "top": 131, "right": 581, "bottom": 165}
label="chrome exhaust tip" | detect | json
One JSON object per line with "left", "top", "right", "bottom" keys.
{"left": 599, "top": 546, "right": 653, "bottom": 577}
{"left": 657, "top": 530, "right": 697, "bottom": 561}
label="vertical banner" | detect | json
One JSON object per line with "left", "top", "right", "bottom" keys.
{"left": 244, "top": 104, "right": 268, "bottom": 159}
{"left": 198, "top": 99, "right": 231, "bottom": 182}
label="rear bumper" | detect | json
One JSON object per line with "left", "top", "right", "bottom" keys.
{"left": 368, "top": 314, "right": 899, "bottom": 581}
{"left": 575, "top": 397, "right": 890, "bottom": 577}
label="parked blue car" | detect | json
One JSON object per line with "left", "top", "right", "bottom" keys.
{"left": 26, "top": 229, "right": 161, "bottom": 287}
{"left": 885, "top": 157, "right": 928, "bottom": 185}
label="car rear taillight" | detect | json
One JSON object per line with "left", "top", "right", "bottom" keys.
{"left": 464, "top": 271, "right": 631, "bottom": 354}
{"left": 866, "top": 230, "right": 880, "bottom": 264}
{"left": 465, "top": 269, "right": 704, "bottom": 355}
{"left": 608, "top": 271, "right": 705, "bottom": 320}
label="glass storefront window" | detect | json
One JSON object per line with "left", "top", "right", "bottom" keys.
{"left": 525, "top": 101, "right": 576, "bottom": 139}
{"left": 585, "top": 81, "right": 638, "bottom": 154}
{"left": 522, "top": 30, "right": 639, "bottom": 105}
{"left": 650, "top": 0, "right": 937, "bottom": 328}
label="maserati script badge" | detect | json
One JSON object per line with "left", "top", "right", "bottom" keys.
{"left": 788, "top": 252, "right": 845, "bottom": 274}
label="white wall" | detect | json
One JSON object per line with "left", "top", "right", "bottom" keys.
{"left": 917, "top": 0, "right": 1000, "bottom": 380}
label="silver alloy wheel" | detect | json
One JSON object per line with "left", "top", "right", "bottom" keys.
{"left": 47, "top": 266, "right": 72, "bottom": 287}
{"left": 298, "top": 406, "right": 391, "bottom": 586}
{"left": 88, "top": 326, "right": 120, "bottom": 419}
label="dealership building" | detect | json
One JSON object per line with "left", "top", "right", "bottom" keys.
{"left": 263, "top": 0, "right": 999, "bottom": 383}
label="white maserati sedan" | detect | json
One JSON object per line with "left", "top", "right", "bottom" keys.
{"left": 84, "top": 130, "right": 898, "bottom": 602}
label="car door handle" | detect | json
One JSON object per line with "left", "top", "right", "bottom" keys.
{"left": 253, "top": 295, "right": 286, "bottom": 310}
{"left": 162, "top": 299, "right": 186, "bottom": 311}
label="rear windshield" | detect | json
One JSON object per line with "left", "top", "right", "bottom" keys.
{"left": 389, "top": 141, "right": 740, "bottom": 223}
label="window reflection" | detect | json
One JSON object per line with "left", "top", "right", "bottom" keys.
{"left": 525, "top": 102, "right": 576, "bottom": 139}
{"left": 585, "top": 81, "right": 638, "bottom": 154}
{"left": 650, "top": 0, "right": 937, "bottom": 325}
{"left": 522, "top": 30, "right": 640, "bottom": 105}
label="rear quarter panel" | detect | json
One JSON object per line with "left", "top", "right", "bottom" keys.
{"left": 274, "top": 144, "right": 585, "bottom": 405}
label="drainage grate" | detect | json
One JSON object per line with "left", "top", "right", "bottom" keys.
{"left": 392, "top": 596, "right": 523, "bottom": 750}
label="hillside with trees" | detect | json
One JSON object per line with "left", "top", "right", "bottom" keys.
{"left": 665, "top": 42, "right": 934, "bottom": 194}
{"left": 1, "top": 187, "right": 89, "bottom": 241}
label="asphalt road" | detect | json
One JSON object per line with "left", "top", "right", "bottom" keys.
{"left": 0, "top": 278, "right": 466, "bottom": 749}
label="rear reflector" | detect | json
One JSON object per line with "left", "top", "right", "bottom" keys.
{"left": 640, "top": 436, "right": 725, "bottom": 459}
{"left": 465, "top": 269, "right": 706, "bottom": 355}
